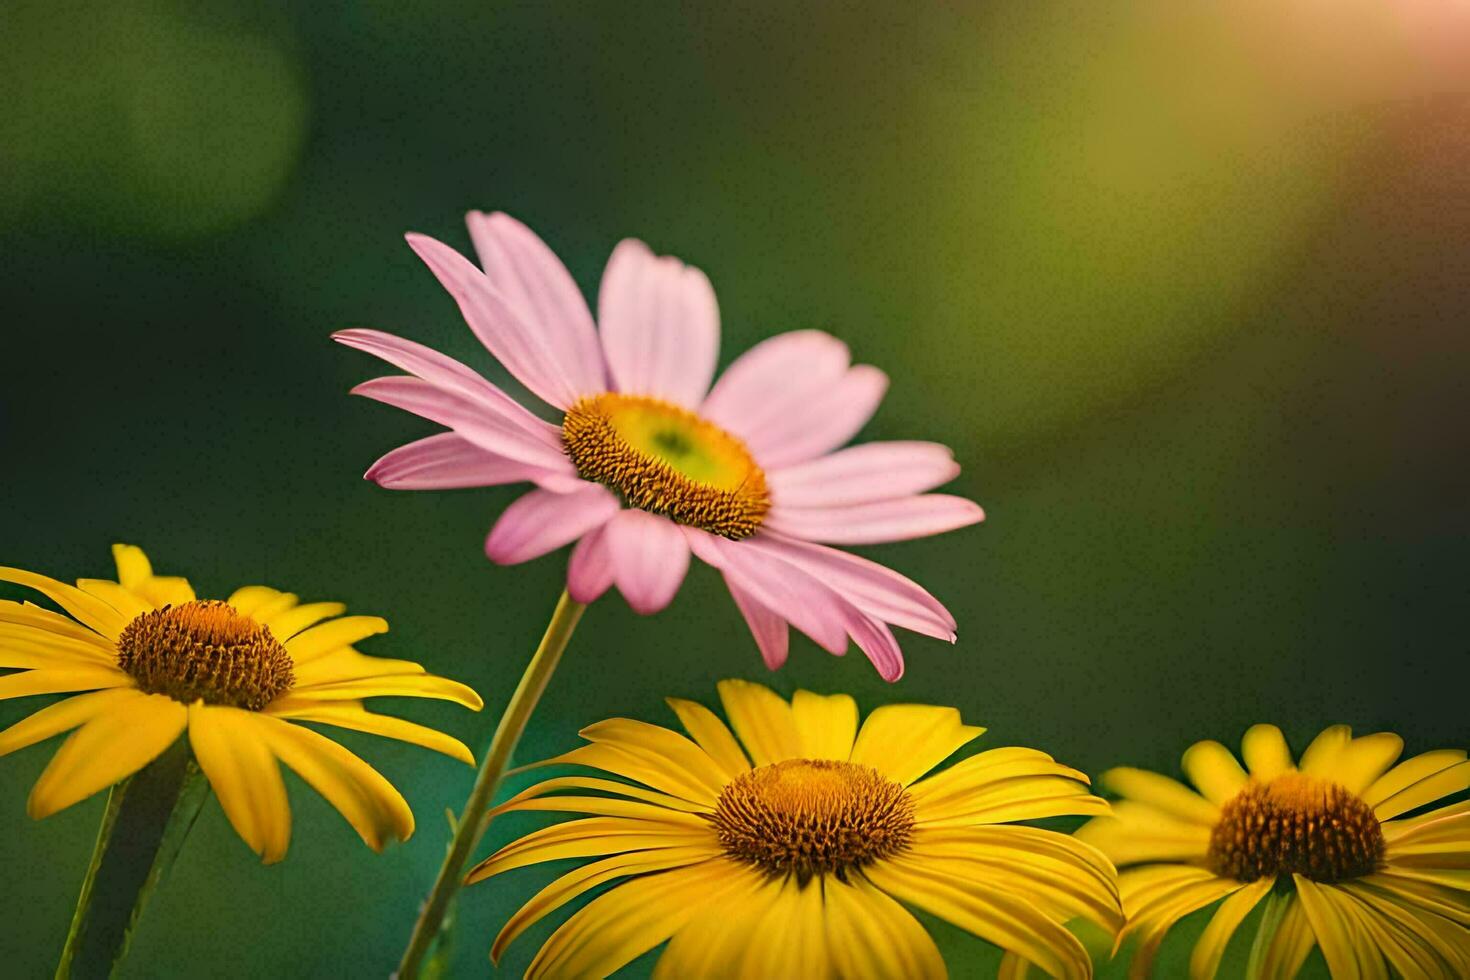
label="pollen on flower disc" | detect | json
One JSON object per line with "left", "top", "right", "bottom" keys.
{"left": 116, "top": 600, "right": 294, "bottom": 710}
{"left": 1207, "top": 773, "right": 1385, "bottom": 883}
{"left": 711, "top": 759, "right": 915, "bottom": 880}
{"left": 562, "top": 393, "right": 769, "bottom": 539}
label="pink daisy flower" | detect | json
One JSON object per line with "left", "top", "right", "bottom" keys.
{"left": 334, "top": 213, "right": 983, "bottom": 681}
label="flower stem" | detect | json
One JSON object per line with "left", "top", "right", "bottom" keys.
{"left": 56, "top": 735, "right": 210, "bottom": 979}
{"left": 396, "top": 589, "right": 586, "bottom": 979}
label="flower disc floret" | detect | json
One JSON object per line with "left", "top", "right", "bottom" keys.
{"left": 1207, "top": 772, "right": 1385, "bottom": 883}
{"left": 116, "top": 600, "right": 293, "bottom": 711}
{"left": 711, "top": 758, "right": 915, "bottom": 880}
{"left": 562, "top": 392, "right": 770, "bottom": 538}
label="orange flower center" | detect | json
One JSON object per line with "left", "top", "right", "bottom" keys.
{"left": 1207, "top": 773, "right": 1385, "bottom": 883}
{"left": 561, "top": 393, "right": 769, "bottom": 539}
{"left": 711, "top": 759, "right": 914, "bottom": 880}
{"left": 116, "top": 600, "right": 293, "bottom": 710}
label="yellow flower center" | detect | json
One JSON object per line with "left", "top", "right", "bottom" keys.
{"left": 561, "top": 393, "right": 769, "bottom": 539}
{"left": 1207, "top": 772, "right": 1385, "bottom": 883}
{"left": 711, "top": 759, "right": 915, "bottom": 880}
{"left": 116, "top": 600, "right": 294, "bottom": 711}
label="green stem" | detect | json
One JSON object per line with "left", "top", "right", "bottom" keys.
{"left": 56, "top": 735, "right": 210, "bottom": 980}
{"left": 396, "top": 590, "right": 586, "bottom": 980}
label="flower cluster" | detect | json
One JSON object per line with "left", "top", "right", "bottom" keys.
{"left": 3, "top": 212, "right": 1464, "bottom": 979}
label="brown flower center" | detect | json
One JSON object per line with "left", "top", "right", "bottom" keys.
{"left": 116, "top": 600, "right": 294, "bottom": 710}
{"left": 562, "top": 392, "right": 769, "bottom": 539}
{"left": 711, "top": 759, "right": 915, "bottom": 880}
{"left": 1207, "top": 773, "right": 1385, "bottom": 883}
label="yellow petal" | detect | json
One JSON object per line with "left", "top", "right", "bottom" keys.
{"left": 1240, "top": 723, "right": 1295, "bottom": 780}
{"left": 188, "top": 703, "right": 291, "bottom": 863}
{"left": 76, "top": 579, "right": 154, "bottom": 620}
{"left": 849, "top": 703, "right": 986, "bottom": 786}
{"left": 665, "top": 696, "right": 750, "bottom": 778}
{"left": 226, "top": 585, "right": 287, "bottom": 617}
{"left": 907, "top": 747, "right": 1057, "bottom": 805}
{"left": 288, "top": 648, "right": 425, "bottom": 688}
{"left": 1250, "top": 893, "right": 1317, "bottom": 980}
{"left": 904, "top": 833, "right": 1123, "bottom": 934}
{"left": 287, "top": 673, "right": 482, "bottom": 710}
{"left": 1329, "top": 885, "right": 1453, "bottom": 980}
{"left": 1181, "top": 740, "right": 1248, "bottom": 805}
{"left": 491, "top": 845, "right": 723, "bottom": 963}
{"left": 1335, "top": 733, "right": 1406, "bottom": 796}
{"left": 0, "top": 665, "right": 134, "bottom": 701}
{"left": 826, "top": 874, "right": 946, "bottom": 980}
{"left": 578, "top": 718, "right": 727, "bottom": 798}
{"left": 488, "top": 794, "right": 709, "bottom": 825}
{"left": 0, "top": 600, "right": 109, "bottom": 645}
{"left": 864, "top": 854, "right": 1092, "bottom": 980}
{"left": 1119, "top": 877, "right": 1244, "bottom": 978}
{"left": 0, "top": 566, "right": 128, "bottom": 639}
{"left": 1298, "top": 724, "right": 1353, "bottom": 777}
{"left": 1075, "top": 802, "right": 1211, "bottom": 867}
{"left": 911, "top": 752, "right": 1092, "bottom": 823}
{"left": 0, "top": 627, "right": 117, "bottom": 668}
{"left": 998, "top": 950, "right": 1034, "bottom": 980}
{"left": 265, "top": 700, "right": 474, "bottom": 765}
{"left": 491, "top": 775, "right": 711, "bottom": 816}
{"left": 716, "top": 679, "right": 801, "bottom": 767}
{"left": 28, "top": 692, "right": 186, "bottom": 818}
{"left": 111, "top": 545, "right": 195, "bottom": 607}
{"left": 527, "top": 860, "right": 742, "bottom": 980}
{"left": 1375, "top": 762, "right": 1470, "bottom": 822}
{"left": 1293, "top": 877, "right": 1387, "bottom": 979}
{"left": 1344, "top": 879, "right": 1470, "bottom": 975}
{"left": 263, "top": 602, "right": 348, "bottom": 642}
{"left": 1117, "top": 864, "right": 1219, "bottom": 916}
{"left": 282, "top": 616, "right": 388, "bottom": 663}
{"left": 1102, "top": 767, "right": 1220, "bottom": 825}
{"left": 137, "top": 577, "right": 196, "bottom": 609}
{"left": 111, "top": 544, "right": 154, "bottom": 588}
{"left": 1189, "top": 877, "right": 1272, "bottom": 980}
{"left": 652, "top": 870, "right": 781, "bottom": 978}
{"left": 739, "top": 874, "right": 830, "bottom": 978}
{"left": 530, "top": 743, "right": 721, "bottom": 806}
{"left": 791, "top": 689, "right": 858, "bottom": 761}
{"left": 1364, "top": 750, "right": 1469, "bottom": 808}
{"left": 251, "top": 714, "right": 412, "bottom": 850}
{"left": 0, "top": 688, "right": 139, "bottom": 758}
{"left": 468, "top": 816, "right": 716, "bottom": 881}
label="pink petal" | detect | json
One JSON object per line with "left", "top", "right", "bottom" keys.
{"left": 749, "top": 534, "right": 957, "bottom": 641}
{"left": 602, "top": 511, "right": 691, "bottom": 615}
{"left": 764, "top": 494, "right": 984, "bottom": 545}
{"left": 724, "top": 575, "right": 789, "bottom": 670}
{"left": 751, "top": 365, "right": 889, "bottom": 468}
{"left": 847, "top": 613, "right": 904, "bottom": 682}
{"left": 597, "top": 240, "right": 720, "bottom": 408}
{"left": 767, "top": 441, "right": 961, "bottom": 508}
{"left": 689, "top": 530, "right": 910, "bottom": 681}
{"left": 406, "top": 233, "right": 597, "bottom": 410}
{"left": 701, "top": 330, "right": 851, "bottom": 443}
{"left": 566, "top": 523, "right": 616, "bottom": 604}
{"left": 351, "top": 376, "right": 570, "bottom": 472}
{"left": 335, "top": 328, "right": 531, "bottom": 417}
{"left": 483, "top": 485, "right": 620, "bottom": 565}
{"left": 685, "top": 528, "right": 848, "bottom": 654}
{"left": 365, "top": 433, "right": 582, "bottom": 493}
{"left": 464, "top": 212, "right": 607, "bottom": 396}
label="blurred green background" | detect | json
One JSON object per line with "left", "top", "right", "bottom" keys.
{"left": 2, "top": 1, "right": 1468, "bottom": 976}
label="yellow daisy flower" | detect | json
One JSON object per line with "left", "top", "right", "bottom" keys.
{"left": 0, "top": 544, "right": 484, "bottom": 861}
{"left": 470, "top": 679, "right": 1121, "bottom": 979}
{"left": 1078, "top": 724, "right": 1470, "bottom": 979}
